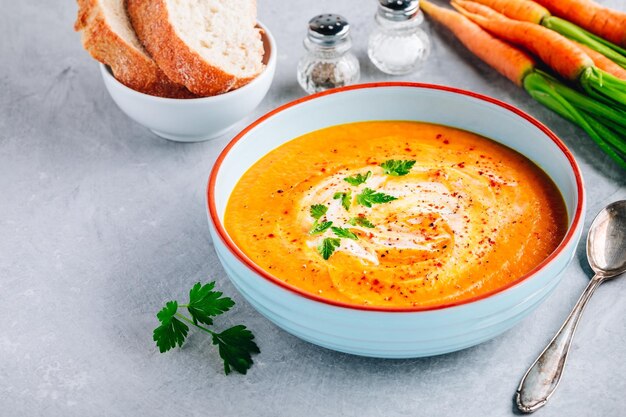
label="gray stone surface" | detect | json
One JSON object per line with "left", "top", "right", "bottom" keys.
{"left": 1, "top": 0, "right": 625, "bottom": 416}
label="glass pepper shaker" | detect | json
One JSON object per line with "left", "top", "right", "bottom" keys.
{"left": 368, "top": 0, "right": 431, "bottom": 75}
{"left": 297, "top": 14, "right": 360, "bottom": 94}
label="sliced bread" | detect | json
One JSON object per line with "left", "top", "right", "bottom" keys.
{"left": 127, "top": 0, "right": 265, "bottom": 96}
{"left": 75, "top": 0, "right": 194, "bottom": 98}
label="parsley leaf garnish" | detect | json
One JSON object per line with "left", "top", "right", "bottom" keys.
{"left": 333, "top": 191, "right": 351, "bottom": 211}
{"left": 153, "top": 281, "right": 259, "bottom": 375}
{"left": 187, "top": 282, "right": 235, "bottom": 325}
{"left": 331, "top": 226, "right": 358, "bottom": 240}
{"left": 344, "top": 171, "right": 372, "bottom": 186}
{"left": 153, "top": 301, "right": 189, "bottom": 353}
{"left": 310, "top": 204, "right": 327, "bottom": 220}
{"left": 318, "top": 237, "right": 341, "bottom": 260}
{"left": 381, "top": 159, "right": 416, "bottom": 176}
{"left": 310, "top": 220, "right": 333, "bottom": 235}
{"left": 349, "top": 217, "right": 375, "bottom": 228}
{"left": 310, "top": 205, "right": 332, "bottom": 234}
{"left": 212, "top": 325, "right": 260, "bottom": 375}
{"left": 356, "top": 188, "right": 397, "bottom": 207}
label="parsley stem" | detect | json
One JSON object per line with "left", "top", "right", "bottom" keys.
{"left": 175, "top": 313, "right": 216, "bottom": 336}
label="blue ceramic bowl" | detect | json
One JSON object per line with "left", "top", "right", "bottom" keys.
{"left": 207, "top": 83, "right": 585, "bottom": 358}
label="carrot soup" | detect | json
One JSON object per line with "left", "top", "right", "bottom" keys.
{"left": 224, "top": 121, "right": 568, "bottom": 308}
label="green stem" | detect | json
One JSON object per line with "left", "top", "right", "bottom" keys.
{"left": 579, "top": 79, "right": 624, "bottom": 108}
{"left": 582, "top": 30, "right": 626, "bottom": 57}
{"left": 598, "top": 114, "right": 626, "bottom": 139}
{"left": 175, "top": 313, "right": 216, "bottom": 336}
{"left": 542, "top": 16, "right": 626, "bottom": 68}
{"left": 524, "top": 71, "right": 626, "bottom": 169}
{"left": 583, "top": 113, "right": 626, "bottom": 156}
{"left": 534, "top": 70, "right": 626, "bottom": 129}
{"left": 581, "top": 67, "right": 626, "bottom": 110}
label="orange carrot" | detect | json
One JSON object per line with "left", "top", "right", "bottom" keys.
{"left": 452, "top": 0, "right": 594, "bottom": 81}
{"left": 535, "top": 0, "right": 626, "bottom": 47}
{"left": 469, "top": 0, "right": 550, "bottom": 24}
{"left": 421, "top": 0, "right": 535, "bottom": 86}
{"left": 575, "top": 42, "right": 626, "bottom": 80}
{"left": 423, "top": 0, "right": 626, "bottom": 169}
{"left": 464, "top": 0, "right": 626, "bottom": 70}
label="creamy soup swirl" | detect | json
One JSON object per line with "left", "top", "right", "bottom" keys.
{"left": 284, "top": 160, "right": 523, "bottom": 304}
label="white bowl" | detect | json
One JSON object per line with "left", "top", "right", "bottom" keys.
{"left": 207, "top": 83, "right": 585, "bottom": 358}
{"left": 100, "top": 22, "right": 276, "bottom": 142}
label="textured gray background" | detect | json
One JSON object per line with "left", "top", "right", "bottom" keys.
{"left": 1, "top": 1, "right": 625, "bottom": 416}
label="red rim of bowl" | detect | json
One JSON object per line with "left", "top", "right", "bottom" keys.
{"left": 207, "top": 82, "right": 585, "bottom": 313}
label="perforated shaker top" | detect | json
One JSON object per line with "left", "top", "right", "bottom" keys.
{"left": 307, "top": 14, "right": 350, "bottom": 45}
{"left": 378, "top": 0, "right": 420, "bottom": 20}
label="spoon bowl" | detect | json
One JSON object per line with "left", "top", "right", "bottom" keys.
{"left": 587, "top": 200, "right": 626, "bottom": 277}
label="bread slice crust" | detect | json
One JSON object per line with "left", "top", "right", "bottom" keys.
{"left": 75, "top": 0, "right": 194, "bottom": 98}
{"left": 126, "top": 0, "right": 262, "bottom": 96}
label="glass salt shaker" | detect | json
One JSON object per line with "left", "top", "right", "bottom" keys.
{"left": 368, "top": 0, "right": 431, "bottom": 75}
{"left": 297, "top": 14, "right": 360, "bottom": 94}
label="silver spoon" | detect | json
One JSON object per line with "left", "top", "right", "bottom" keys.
{"left": 516, "top": 200, "right": 626, "bottom": 413}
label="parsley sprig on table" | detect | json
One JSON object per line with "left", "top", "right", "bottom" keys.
{"left": 153, "top": 282, "right": 260, "bottom": 375}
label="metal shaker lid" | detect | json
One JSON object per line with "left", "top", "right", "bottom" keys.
{"left": 378, "top": 0, "right": 420, "bottom": 21}
{"left": 307, "top": 14, "right": 350, "bottom": 46}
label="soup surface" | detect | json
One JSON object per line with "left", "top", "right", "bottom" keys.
{"left": 224, "top": 121, "right": 568, "bottom": 308}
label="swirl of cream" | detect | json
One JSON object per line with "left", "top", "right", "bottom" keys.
{"left": 294, "top": 162, "right": 521, "bottom": 304}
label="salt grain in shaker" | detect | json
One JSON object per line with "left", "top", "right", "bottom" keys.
{"left": 368, "top": 0, "right": 431, "bottom": 75}
{"left": 297, "top": 14, "right": 360, "bottom": 94}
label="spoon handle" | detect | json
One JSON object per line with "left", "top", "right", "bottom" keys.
{"left": 516, "top": 275, "right": 604, "bottom": 413}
